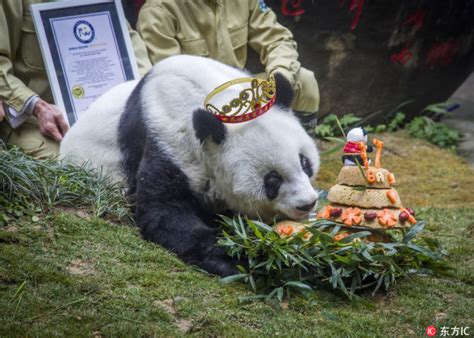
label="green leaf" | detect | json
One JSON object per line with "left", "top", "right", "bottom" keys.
{"left": 321, "top": 143, "right": 345, "bottom": 157}
{"left": 277, "top": 287, "right": 284, "bottom": 302}
{"left": 252, "top": 220, "right": 273, "bottom": 232}
{"left": 324, "top": 137, "right": 346, "bottom": 144}
{"left": 405, "top": 243, "right": 440, "bottom": 260}
{"left": 372, "top": 275, "right": 384, "bottom": 295}
{"left": 248, "top": 275, "right": 257, "bottom": 292}
{"left": 354, "top": 157, "right": 369, "bottom": 185}
{"left": 321, "top": 311, "right": 340, "bottom": 321}
{"left": 403, "top": 221, "right": 425, "bottom": 243}
{"left": 335, "top": 115, "right": 347, "bottom": 138}
{"left": 285, "top": 281, "right": 313, "bottom": 291}
{"left": 219, "top": 274, "right": 247, "bottom": 284}
{"left": 248, "top": 220, "right": 263, "bottom": 240}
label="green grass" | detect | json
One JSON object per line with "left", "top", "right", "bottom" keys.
{"left": 1, "top": 134, "right": 473, "bottom": 336}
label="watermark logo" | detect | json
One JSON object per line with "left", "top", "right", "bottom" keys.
{"left": 426, "top": 326, "right": 470, "bottom": 336}
{"left": 73, "top": 20, "right": 95, "bottom": 44}
{"left": 427, "top": 326, "right": 437, "bottom": 337}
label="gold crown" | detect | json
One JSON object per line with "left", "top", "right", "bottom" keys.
{"left": 204, "top": 76, "right": 276, "bottom": 123}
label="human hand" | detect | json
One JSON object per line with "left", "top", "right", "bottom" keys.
{"left": 33, "top": 99, "right": 69, "bottom": 142}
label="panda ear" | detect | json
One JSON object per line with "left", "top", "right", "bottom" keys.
{"left": 193, "top": 108, "right": 227, "bottom": 145}
{"left": 273, "top": 72, "right": 294, "bottom": 109}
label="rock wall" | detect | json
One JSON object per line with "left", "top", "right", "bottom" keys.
{"left": 264, "top": 0, "right": 474, "bottom": 120}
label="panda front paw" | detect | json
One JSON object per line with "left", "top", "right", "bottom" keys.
{"left": 201, "top": 246, "right": 247, "bottom": 277}
{"left": 201, "top": 256, "right": 240, "bottom": 277}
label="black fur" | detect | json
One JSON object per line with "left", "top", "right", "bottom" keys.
{"left": 192, "top": 108, "right": 226, "bottom": 144}
{"left": 118, "top": 74, "right": 149, "bottom": 194}
{"left": 300, "top": 154, "right": 313, "bottom": 177}
{"left": 134, "top": 139, "right": 240, "bottom": 276}
{"left": 118, "top": 80, "right": 238, "bottom": 277}
{"left": 264, "top": 171, "right": 282, "bottom": 200}
{"left": 273, "top": 72, "right": 294, "bottom": 108}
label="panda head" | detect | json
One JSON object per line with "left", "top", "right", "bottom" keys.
{"left": 193, "top": 74, "right": 320, "bottom": 221}
{"left": 346, "top": 127, "right": 367, "bottom": 144}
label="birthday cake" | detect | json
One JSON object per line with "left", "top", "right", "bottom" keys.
{"left": 317, "top": 128, "right": 416, "bottom": 229}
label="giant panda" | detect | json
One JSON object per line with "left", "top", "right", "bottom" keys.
{"left": 60, "top": 55, "right": 320, "bottom": 276}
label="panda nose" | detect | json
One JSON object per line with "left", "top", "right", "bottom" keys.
{"left": 296, "top": 200, "right": 317, "bottom": 212}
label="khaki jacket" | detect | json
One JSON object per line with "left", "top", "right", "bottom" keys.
{"left": 137, "top": 0, "right": 301, "bottom": 87}
{"left": 0, "top": 0, "right": 152, "bottom": 112}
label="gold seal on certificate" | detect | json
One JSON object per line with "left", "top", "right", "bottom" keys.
{"left": 31, "top": 0, "right": 139, "bottom": 126}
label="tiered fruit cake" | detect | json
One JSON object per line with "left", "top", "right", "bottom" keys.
{"left": 317, "top": 131, "right": 416, "bottom": 231}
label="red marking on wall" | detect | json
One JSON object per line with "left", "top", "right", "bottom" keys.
{"left": 426, "top": 40, "right": 459, "bottom": 67}
{"left": 390, "top": 46, "right": 413, "bottom": 65}
{"left": 339, "top": 0, "right": 366, "bottom": 31}
{"left": 403, "top": 10, "right": 426, "bottom": 29}
{"left": 281, "top": 0, "right": 305, "bottom": 16}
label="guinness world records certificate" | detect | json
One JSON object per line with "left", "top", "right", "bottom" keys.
{"left": 31, "top": 0, "right": 139, "bottom": 126}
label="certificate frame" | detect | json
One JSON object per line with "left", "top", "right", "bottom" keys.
{"left": 31, "top": 0, "right": 139, "bottom": 126}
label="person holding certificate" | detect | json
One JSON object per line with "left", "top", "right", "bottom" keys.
{"left": 0, "top": 0, "right": 151, "bottom": 159}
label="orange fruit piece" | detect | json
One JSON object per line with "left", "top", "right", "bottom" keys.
{"left": 387, "top": 172, "right": 396, "bottom": 185}
{"left": 317, "top": 205, "right": 333, "bottom": 219}
{"left": 341, "top": 207, "right": 362, "bottom": 226}
{"left": 386, "top": 190, "right": 398, "bottom": 204}
{"left": 334, "top": 232, "right": 350, "bottom": 241}
{"left": 276, "top": 224, "right": 295, "bottom": 237}
{"left": 377, "top": 208, "right": 398, "bottom": 227}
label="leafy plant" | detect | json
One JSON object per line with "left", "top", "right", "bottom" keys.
{"left": 0, "top": 142, "right": 131, "bottom": 223}
{"left": 218, "top": 216, "right": 451, "bottom": 303}
{"left": 315, "top": 113, "right": 362, "bottom": 138}
{"left": 422, "top": 102, "right": 460, "bottom": 121}
{"left": 406, "top": 117, "right": 461, "bottom": 150}
{"left": 365, "top": 112, "right": 406, "bottom": 134}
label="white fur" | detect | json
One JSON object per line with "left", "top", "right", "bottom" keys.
{"left": 60, "top": 55, "right": 320, "bottom": 221}
{"left": 60, "top": 80, "right": 139, "bottom": 181}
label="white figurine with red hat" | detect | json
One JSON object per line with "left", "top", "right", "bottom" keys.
{"left": 342, "top": 127, "right": 373, "bottom": 166}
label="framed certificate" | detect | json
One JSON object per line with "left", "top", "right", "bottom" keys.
{"left": 31, "top": 0, "right": 139, "bottom": 126}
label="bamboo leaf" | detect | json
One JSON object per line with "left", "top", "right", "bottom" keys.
{"left": 321, "top": 143, "right": 345, "bottom": 157}
{"left": 248, "top": 220, "right": 264, "bottom": 240}
{"left": 335, "top": 116, "right": 347, "bottom": 138}
{"left": 219, "top": 274, "right": 247, "bottom": 284}
{"left": 324, "top": 137, "right": 346, "bottom": 144}
{"left": 403, "top": 221, "right": 426, "bottom": 243}
{"left": 285, "top": 281, "right": 313, "bottom": 291}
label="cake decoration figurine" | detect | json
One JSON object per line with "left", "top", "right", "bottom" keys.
{"left": 342, "top": 127, "right": 373, "bottom": 166}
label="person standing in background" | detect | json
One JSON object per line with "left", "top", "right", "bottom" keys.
{"left": 136, "top": 0, "right": 320, "bottom": 123}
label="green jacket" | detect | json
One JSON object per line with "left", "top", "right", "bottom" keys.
{"left": 0, "top": 0, "right": 151, "bottom": 112}
{"left": 137, "top": 0, "right": 301, "bottom": 88}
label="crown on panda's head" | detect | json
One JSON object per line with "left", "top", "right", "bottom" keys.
{"left": 204, "top": 76, "right": 276, "bottom": 123}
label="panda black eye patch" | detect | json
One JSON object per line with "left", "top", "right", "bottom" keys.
{"left": 264, "top": 171, "right": 283, "bottom": 200}
{"left": 299, "top": 154, "right": 313, "bottom": 177}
